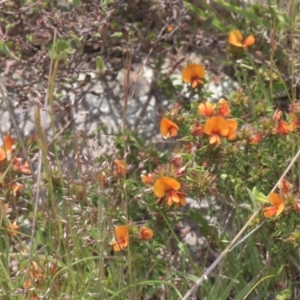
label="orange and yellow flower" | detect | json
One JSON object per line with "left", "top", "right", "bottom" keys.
{"left": 0, "top": 133, "right": 14, "bottom": 162}
{"left": 198, "top": 102, "right": 214, "bottom": 117}
{"left": 110, "top": 226, "right": 129, "bottom": 252}
{"left": 160, "top": 118, "right": 179, "bottom": 139}
{"left": 204, "top": 116, "right": 238, "bottom": 144}
{"left": 182, "top": 64, "right": 205, "bottom": 88}
{"left": 228, "top": 30, "right": 255, "bottom": 48}
{"left": 154, "top": 177, "right": 186, "bottom": 206}
{"left": 263, "top": 193, "right": 285, "bottom": 218}
{"left": 139, "top": 226, "right": 154, "bottom": 240}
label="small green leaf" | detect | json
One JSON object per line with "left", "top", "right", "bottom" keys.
{"left": 111, "top": 32, "right": 122, "bottom": 38}
{"left": 95, "top": 56, "right": 105, "bottom": 73}
{"left": 0, "top": 41, "right": 20, "bottom": 61}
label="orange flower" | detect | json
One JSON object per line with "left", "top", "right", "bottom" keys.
{"left": 160, "top": 118, "right": 179, "bottom": 139}
{"left": 249, "top": 134, "right": 263, "bottom": 145}
{"left": 198, "top": 102, "right": 214, "bottom": 116}
{"left": 154, "top": 177, "right": 186, "bottom": 206}
{"left": 204, "top": 117, "right": 228, "bottom": 144}
{"left": 5, "top": 222, "right": 19, "bottom": 237}
{"left": 114, "top": 159, "right": 126, "bottom": 176}
{"left": 182, "top": 64, "right": 205, "bottom": 88}
{"left": 263, "top": 193, "right": 284, "bottom": 218}
{"left": 204, "top": 117, "right": 238, "bottom": 144}
{"left": 217, "top": 98, "right": 230, "bottom": 117}
{"left": 0, "top": 133, "right": 14, "bottom": 162}
{"left": 276, "top": 120, "right": 293, "bottom": 135}
{"left": 139, "top": 226, "right": 153, "bottom": 240}
{"left": 141, "top": 173, "right": 154, "bottom": 185}
{"left": 228, "top": 30, "right": 255, "bottom": 48}
{"left": 110, "top": 226, "right": 129, "bottom": 252}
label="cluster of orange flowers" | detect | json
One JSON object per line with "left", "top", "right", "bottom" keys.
{"left": 111, "top": 29, "right": 300, "bottom": 250}
{"left": 160, "top": 99, "right": 238, "bottom": 145}
{"left": 1, "top": 133, "right": 32, "bottom": 238}
{"left": 110, "top": 224, "right": 153, "bottom": 252}
{"left": 248, "top": 108, "right": 295, "bottom": 145}
{"left": 196, "top": 99, "right": 238, "bottom": 144}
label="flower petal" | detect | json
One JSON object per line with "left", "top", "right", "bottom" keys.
{"left": 4, "top": 133, "right": 14, "bottom": 153}
{"left": 113, "top": 226, "right": 128, "bottom": 241}
{"left": 160, "top": 118, "right": 179, "bottom": 138}
{"left": 154, "top": 177, "right": 180, "bottom": 198}
{"left": 198, "top": 102, "right": 214, "bottom": 116}
{"left": 268, "top": 192, "right": 284, "bottom": 206}
{"left": 217, "top": 99, "right": 230, "bottom": 117}
{"left": 263, "top": 206, "right": 278, "bottom": 218}
{"left": 243, "top": 35, "right": 255, "bottom": 47}
{"left": 228, "top": 30, "right": 244, "bottom": 47}
{"left": 182, "top": 64, "right": 205, "bottom": 83}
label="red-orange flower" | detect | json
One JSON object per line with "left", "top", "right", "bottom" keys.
{"left": 204, "top": 117, "right": 237, "bottom": 144}
{"left": 198, "top": 102, "right": 214, "bottom": 116}
{"left": 114, "top": 159, "right": 126, "bottom": 176}
{"left": 0, "top": 133, "right": 14, "bottom": 162}
{"left": 276, "top": 120, "right": 293, "bottom": 135}
{"left": 160, "top": 118, "right": 179, "bottom": 139}
{"left": 217, "top": 98, "right": 230, "bottom": 117}
{"left": 139, "top": 226, "right": 153, "bottom": 240}
{"left": 228, "top": 30, "right": 255, "bottom": 48}
{"left": 141, "top": 173, "right": 154, "bottom": 185}
{"left": 263, "top": 193, "right": 284, "bottom": 218}
{"left": 182, "top": 64, "right": 205, "bottom": 88}
{"left": 154, "top": 177, "right": 186, "bottom": 206}
{"left": 110, "top": 226, "right": 129, "bottom": 252}
{"left": 249, "top": 134, "right": 263, "bottom": 145}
